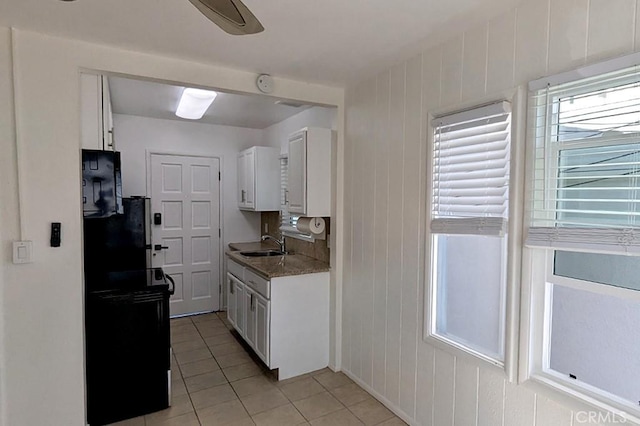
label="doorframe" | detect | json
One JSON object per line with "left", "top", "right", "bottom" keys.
{"left": 146, "top": 149, "right": 224, "bottom": 313}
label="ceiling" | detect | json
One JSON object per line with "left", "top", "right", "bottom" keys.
{"left": 109, "top": 76, "right": 313, "bottom": 129}
{"left": 0, "top": 0, "right": 522, "bottom": 87}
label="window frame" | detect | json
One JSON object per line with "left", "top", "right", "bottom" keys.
{"left": 279, "top": 155, "right": 316, "bottom": 241}
{"left": 424, "top": 89, "right": 526, "bottom": 380}
{"left": 523, "top": 249, "right": 640, "bottom": 423}
{"left": 522, "top": 51, "right": 640, "bottom": 424}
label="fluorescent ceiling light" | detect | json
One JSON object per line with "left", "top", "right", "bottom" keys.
{"left": 176, "top": 88, "right": 218, "bottom": 120}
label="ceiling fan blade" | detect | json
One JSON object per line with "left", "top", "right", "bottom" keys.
{"left": 188, "top": 0, "right": 264, "bottom": 35}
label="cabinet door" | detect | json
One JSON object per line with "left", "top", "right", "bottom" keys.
{"left": 288, "top": 132, "right": 307, "bottom": 214}
{"left": 234, "top": 281, "right": 246, "bottom": 337}
{"left": 101, "top": 76, "right": 115, "bottom": 151}
{"left": 244, "top": 288, "right": 257, "bottom": 349}
{"left": 80, "top": 73, "right": 103, "bottom": 150}
{"left": 244, "top": 149, "right": 256, "bottom": 209}
{"left": 237, "top": 153, "right": 246, "bottom": 208}
{"left": 226, "top": 274, "right": 237, "bottom": 327}
{"left": 254, "top": 294, "right": 270, "bottom": 365}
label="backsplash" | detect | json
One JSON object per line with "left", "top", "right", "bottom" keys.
{"left": 261, "top": 211, "right": 330, "bottom": 263}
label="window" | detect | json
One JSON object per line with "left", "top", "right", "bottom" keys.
{"left": 279, "top": 156, "right": 312, "bottom": 240}
{"left": 525, "top": 56, "right": 640, "bottom": 421}
{"left": 427, "top": 101, "right": 512, "bottom": 366}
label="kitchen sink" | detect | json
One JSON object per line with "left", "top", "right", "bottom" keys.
{"left": 239, "top": 250, "right": 286, "bottom": 257}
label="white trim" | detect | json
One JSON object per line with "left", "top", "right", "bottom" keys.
{"left": 521, "top": 245, "right": 640, "bottom": 422}
{"left": 545, "top": 252, "right": 640, "bottom": 303}
{"left": 529, "top": 50, "right": 640, "bottom": 91}
{"left": 423, "top": 331, "right": 506, "bottom": 372}
{"left": 423, "top": 89, "right": 524, "bottom": 381}
{"left": 341, "top": 368, "right": 415, "bottom": 426}
{"left": 526, "top": 227, "right": 640, "bottom": 255}
{"left": 520, "top": 376, "right": 640, "bottom": 426}
{"left": 535, "top": 369, "right": 640, "bottom": 425}
{"left": 505, "top": 86, "right": 527, "bottom": 383}
{"left": 281, "top": 226, "right": 316, "bottom": 242}
{"left": 432, "top": 100, "right": 511, "bottom": 127}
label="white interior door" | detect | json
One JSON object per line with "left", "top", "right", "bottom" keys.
{"left": 150, "top": 153, "right": 221, "bottom": 317}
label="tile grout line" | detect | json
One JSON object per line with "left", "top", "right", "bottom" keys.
{"left": 166, "top": 313, "right": 405, "bottom": 426}
{"left": 184, "top": 313, "right": 258, "bottom": 425}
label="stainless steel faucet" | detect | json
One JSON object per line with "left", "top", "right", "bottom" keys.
{"left": 261, "top": 235, "right": 286, "bottom": 253}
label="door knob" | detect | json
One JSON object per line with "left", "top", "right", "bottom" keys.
{"left": 154, "top": 244, "right": 169, "bottom": 251}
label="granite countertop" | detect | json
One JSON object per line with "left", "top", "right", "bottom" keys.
{"left": 226, "top": 242, "right": 330, "bottom": 278}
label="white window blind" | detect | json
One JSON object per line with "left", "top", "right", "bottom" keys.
{"left": 279, "top": 156, "right": 304, "bottom": 236}
{"left": 431, "top": 101, "right": 511, "bottom": 236}
{"left": 280, "top": 156, "right": 290, "bottom": 227}
{"left": 527, "top": 64, "right": 640, "bottom": 254}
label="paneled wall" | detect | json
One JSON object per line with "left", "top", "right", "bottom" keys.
{"left": 341, "top": 0, "right": 640, "bottom": 425}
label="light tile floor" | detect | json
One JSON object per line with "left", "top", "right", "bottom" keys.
{"left": 111, "top": 312, "right": 406, "bottom": 426}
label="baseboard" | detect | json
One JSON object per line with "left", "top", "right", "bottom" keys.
{"left": 341, "top": 368, "right": 416, "bottom": 426}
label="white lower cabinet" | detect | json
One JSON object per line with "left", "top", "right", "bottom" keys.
{"left": 226, "top": 273, "right": 246, "bottom": 337}
{"left": 253, "top": 291, "right": 270, "bottom": 363}
{"left": 226, "top": 273, "right": 240, "bottom": 328}
{"left": 226, "top": 258, "right": 329, "bottom": 380}
{"left": 243, "top": 288, "right": 257, "bottom": 351}
{"left": 227, "top": 270, "right": 270, "bottom": 366}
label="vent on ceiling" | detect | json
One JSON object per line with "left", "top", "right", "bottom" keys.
{"left": 274, "top": 100, "right": 306, "bottom": 108}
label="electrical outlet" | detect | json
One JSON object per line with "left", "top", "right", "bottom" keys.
{"left": 264, "top": 223, "right": 269, "bottom": 233}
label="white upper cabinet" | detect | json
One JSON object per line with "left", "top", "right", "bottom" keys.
{"left": 237, "top": 146, "right": 280, "bottom": 211}
{"left": 101, "top": 76, "right": 114, "bottom": 151}
{"left": 287, "top": 127, "right": 333, "bottom": 217}
{"left": 80, "top": 74, "right": 114, "bottom": 151}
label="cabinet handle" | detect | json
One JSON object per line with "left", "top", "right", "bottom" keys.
{"left": 241, "top": 190, "right": 246, "bottom": 203}
{"left": 230, "top": 281, "right": 234, "bottom": 294}
{"left": 284, "top": 189, "right": 288, "bottom": 204}
{"left": 250, "top": 293, "right": 255, "bottom": 312}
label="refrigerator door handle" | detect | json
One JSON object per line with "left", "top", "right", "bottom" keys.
{"left": 164, "top": 273, "right": 176, "bottom": 295}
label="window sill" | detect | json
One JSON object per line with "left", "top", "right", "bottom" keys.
{"left": 423, "top": 332, "right": 507, "bottom": 376}
{"left": 280, "top": 225, "right": 315, "bottom": 242}
{"left": 520, "top": 373, "right": 640, "bottom": 425}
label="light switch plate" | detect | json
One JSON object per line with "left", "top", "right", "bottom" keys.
{"left": 13, "top": 241, "right": 33, "bottom": 264}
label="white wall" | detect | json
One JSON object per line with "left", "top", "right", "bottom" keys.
{"left": 342, "top": 0, "right": 640, "bottom": 425}
{"left": 114, "top": 113, "right": 271, "bottom": 246}
{"left": 0, "top": 28, "right": 343, "bottom": 426}
{"left": 0, "top": 27, "right": 18, "bottom": 426}
{"left": 262, "top": 106, "right": 336, "bottom": 154}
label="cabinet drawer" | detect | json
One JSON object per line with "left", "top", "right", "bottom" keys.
{"left": 244, "top": 269, "right": 270, "bottom": 299}
{"left": 227, "top": 259, "right": 244, "bottom": 281}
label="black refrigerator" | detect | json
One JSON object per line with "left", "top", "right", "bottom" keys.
{"left": 83, "top": 191, "right": 173, "bottom": 423}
